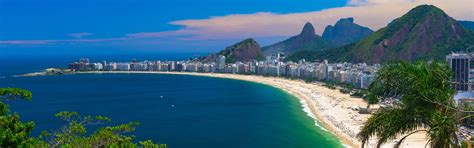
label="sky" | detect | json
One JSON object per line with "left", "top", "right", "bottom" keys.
{"left": 0, "top": 0, "right": 473, "bottom": 57}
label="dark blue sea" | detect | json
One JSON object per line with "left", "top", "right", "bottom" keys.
{"left": 0, "top": 55, "right": 342, "bottom": 148}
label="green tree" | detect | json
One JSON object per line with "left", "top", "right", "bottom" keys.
{"left": 0, "top": 87, "right": 166, "bottom": 147}
{"left": 42, "top": 111, "right": 166, "bottom": 147}
{"left": 0, "top": 88, "right": 36, "bottom": 147}
{"left": 357, "top": 62, "right": 459, "bottom": 147}
{"left": 363, "top": 92, "right": 378, "bottom": 109}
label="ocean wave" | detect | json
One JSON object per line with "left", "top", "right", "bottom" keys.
{"left": 341, "top": 143, "right": 351, "bottom": 148}
{"left": 299, "top": 99, "right": 329, "bottom": 132}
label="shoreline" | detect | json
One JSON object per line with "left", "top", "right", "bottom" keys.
{"left": 79, "top": 71, "right": 363, "bottom": 147}
{"left": 76, "top": 71, "right": 429, "bottom": 147}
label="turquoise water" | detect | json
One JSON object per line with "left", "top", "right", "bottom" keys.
{"left": 0, "top": 57, "right": 342, "bottom": 147}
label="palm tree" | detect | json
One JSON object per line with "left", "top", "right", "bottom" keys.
{"left": 357, "top": 62, "right": 460, "bottom": 147}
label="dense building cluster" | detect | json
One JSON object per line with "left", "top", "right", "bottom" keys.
{"left": 67, "top": 52, "right": 474, "bottom": 91}
{"left": 69, "top": 56, "right": 379, "bottom": 89}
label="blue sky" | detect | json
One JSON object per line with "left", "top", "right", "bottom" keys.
{"left": 0, "top": 0, "right": 472, "bottom": 57}
{"left": 1, "top": 0, "right": 346, "bottom": 40}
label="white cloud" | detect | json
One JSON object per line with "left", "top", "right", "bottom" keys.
{"left": 151, "top": 0, "right": 474, "bottom": 40}
{"left": 2, "top": 0, "right": 473, "bottom": 45}
{"left": 68, "top": 32, "right": 93, "bottom": 38}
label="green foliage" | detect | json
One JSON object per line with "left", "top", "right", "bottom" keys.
{"left": 357, "top": 62, "right": 459, "bottom": 147}
{"left": 459, "top": 102, "right": 474, "bottom": 127}
{"left": 255, "top": 54, "right": 264, "bottom": 61}
{"left": 0, "top": 88, "right": 36, "bottom": 147}
{"left": 381, "top": 5, "right": 445, "bottom": 41}
{"left": 217, "top": 38, "right": 264, "bottom": 63}
{"left": 285, "top": 43, "right": 354, "bottom": 63}
{"left": 284, "top": 50, "right": 320, "bottom": 62}
{"left": 0, "top": 88, "right": 32, "bottom": 102}
{"left": 298, "top": 5, "right": 474, "bottom": 64}
{"left": 459, "top": 21, "right": 474, "bottom": 31}
{"left": 322, "top": 83, "right": 336, "bottom": 90}
{"left": 350, "top": 90, "right": 366, "bottom": 98}
{"left": 363, "top": 93, "right": 378, "bottom": 109}
{"left": 41, "top": 112, "right": 165, "bottom": 147}
{"left": 0, "top": 87, "right": 166, "bottom": 148}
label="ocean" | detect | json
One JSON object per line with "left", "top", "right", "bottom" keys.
{"left": 0, "top": 55, "right": 342, "bottom": 148}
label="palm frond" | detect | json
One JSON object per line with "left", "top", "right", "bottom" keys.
{"left": 357, "top": 108, "right": 424, "bottom": 146}
{"left": 358, "top": 61, "right": 459, "bottom": 147}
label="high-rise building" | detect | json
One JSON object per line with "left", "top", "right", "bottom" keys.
{"left": 116, "top": 63, "right": 130, "bottom": 71}
{"left": 168, "top": 61, "right": 176, "bottom": 71}
{"left": 79, "top": 58, "right": 89, "bottom": 64}
{"left": 216, "top": 55, "right": 226, "bottom": 70}
{"left": 447, "top": 53, "right": 471, "bottom": 91}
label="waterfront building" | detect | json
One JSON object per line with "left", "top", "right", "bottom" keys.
{"left": 137, "top": 63, "right": 148, "bottom": 71}
{"left": 105, "top": 63, "right": 117, "bottom": 71}
{"left": 169, "top": 61, "right": 177, "bottom": 71}
{"left": 68, "top": 58, "right": 379, "bottom": 89}
{"left": 116, "top": 63, "right": 130, "bottom": 71}
{"left": 79, "top": 58, "right": 89, "bottom": 64}
{"left": 160, "top": 63, "right": 169, "bottom": 71}
{"left": 216, "top": 55, "right": 226, "bottom": 71}
{"left": 447, "top": 53, "right": 471, "bottom": 91}
{"left": 91, "top": 63, "right": 103, "bottom": 70}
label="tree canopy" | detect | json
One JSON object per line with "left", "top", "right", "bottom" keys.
{"left": 0, "top": 87, "right": 166, "bottom": 147}
{"left": 357, "top": 62, "right": 460, "bottom": 147}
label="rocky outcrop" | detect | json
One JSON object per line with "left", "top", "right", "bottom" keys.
{"left": 206, "top": 38, "right": 264, "bottom": 63}
{"left": 322, "top": 17, "right": 373, "bottom": 46}
{"left": 262, "top": 22, "right": 335, "bottom": 55}
{"left": 311, "top": 5, "right": 474, "bottom": 64}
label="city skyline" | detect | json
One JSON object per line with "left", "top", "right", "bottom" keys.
{"left": 2, "top": 1, "right": 474, "bottom": 147}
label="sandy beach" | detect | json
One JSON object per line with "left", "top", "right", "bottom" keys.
{"left": 80, "top": 71, "right": 427, "bottom": 147}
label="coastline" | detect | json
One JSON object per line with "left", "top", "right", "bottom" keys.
{"left": 76, "top": 71, "right": 428, "bottom": 147}
{"left": 79, "top": 71, "right": 363, "bottom": 147}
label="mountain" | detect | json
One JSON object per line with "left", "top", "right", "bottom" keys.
{"left": 459, "top": 21, "right": 474, "bottom": 31}
{"left": 300, "top": 5, "right": 474, "bottom": 64}
{"left": 322, "top": 17, "right": 374, "bottom": 45}
{"left": 205, "top": 38, "right": 264, "bottom": 63}
{"left": 261, "top": 22, "right": 335, "bottom": 55}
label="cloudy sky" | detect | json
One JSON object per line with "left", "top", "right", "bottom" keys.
{"left": 1, "top": 0, "right": 473, "bottom": 57}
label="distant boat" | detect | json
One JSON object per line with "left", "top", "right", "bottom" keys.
{"left": 160, "top": 96, "right": 163, "bottom": 98}
{"left": 171, "top": 104, "right": 175, "bottom": 107}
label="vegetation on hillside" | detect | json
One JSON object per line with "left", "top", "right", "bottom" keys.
{"left": 459, "top": 21, "right": 474, "bottom": 31}
{"left": 204, "top": 38, "right": 264, "bottom": 63}
{"left": 287, "top": 5, "right": 474, "bottom": 64}
{"left": 0, "top": 88, "right": 166, "bottom": 147}
{"left": 284, "top": 43, "right": 354, "bottom": 62}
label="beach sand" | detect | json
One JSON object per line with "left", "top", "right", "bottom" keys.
{"left": 80, "top": 71, "right": 428, "bottom": 148}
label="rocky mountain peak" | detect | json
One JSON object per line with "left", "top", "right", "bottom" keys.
{"left": 336, "top": 17, "right": 354, "bottom": 24}
{"left": 300, "top": 22, "right": 316, "bottom": 37}
{"left": 322, "top": 17, "right": 373, "bottom": 46}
